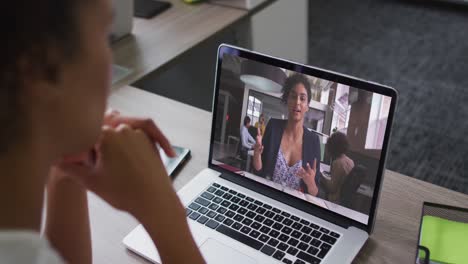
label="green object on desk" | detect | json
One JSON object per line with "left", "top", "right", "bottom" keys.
{"left": 419, "top": 215, "right": 468, "bottom": 264}
{"left": 183, "top": 0, "right": 203, "bottom": 3}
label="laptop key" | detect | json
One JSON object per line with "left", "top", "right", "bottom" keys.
{"left": 287, "top": 238, "right": 299, "bottom": 247}
{"left": 205, "top": 219, "right": 219, "bottom": 229}
{"left": 232, "top": 222, "right": 242, "bottom": 230}
{"left": 262, "top": 204, "right": 272, "bottom": 209}
{"left": 282, "top": 227, "right": 292, "bottom": 235}
{"left": 233, "top": 214, "right": 244, "bottom": 222}
{"left": 281, "top": 212, "right": 291, "bottom": 217}
{"left": 300, "top": 219, "right": 310, "bottom": 225}
{"left": 223, "top": 218, "right": 234, "bottom": 226}
{"left": 301, "top": 234, "right": 312, "bottom": 243}
{"left": 283, "top": 219, "right": 293, "bottom": 226}
{"left": 301, "top": 226, "right": 312, "bottom": 235}
{"left": 291, "top": 230, "right": 302, "bottom": 239}
{"left": 273, "top": 250, "right": 286, "bottom": 260}
{"left": 317, "top": 244, "right": 331, "bottom": 258}
{"left": 228, "top": 204, "right": 239, "bottom": 211}
{"left": 216, "top": 207, "right": 227, "bottom": 214}
{"left": 188, "top": 203, "right": 201, "bottom": 211}
{"left": 272, "top": 208, "right": 281, "bottom": 213}
{"left": 189, "top": 212, "right": 200, "bottom": 220}
{"left": 287, "top": 247, "right": 299, "bottom": 256}
{"left": 311, "top": 239, "right": 321, "bottom": 247}
{"left": 269, "top": 230, "right": 280, "bottom": 238}
{"left": 213, "top": 197, "right": 223, "bottom": 204}
{"left": 212, "top": 183, "right": 220, "bottom": 188}
{"left": 260, "top": 245, "right": 275, "bottom": 256}
{"left": 330, "top": 232, "right": 340, "bottom": 238}
{"left": 245, "top": 197, "right": 254, "bottom": 202}
{"left": 283, "top": 258, "right": 293, "bottom": 264}
{"left": 256, "top": 207, "right": 266, "bottom": 214}
{"left": 274, "top": 215, "right": 285, "bottom": 222}
{"left": 238, "top": 208, "right": 248, "bottom": 215}
{"left": 259, "top": 234, "right": 269, "bottom": 242}
{"left": 298, "top": 242, "right": 308, "bottom": 251}
{"left": 254, "top": 200, "right": 263, "bottom": 206}
{"left": 254, "top": 215, "right": 265, "bottom": 223}
{"left": 221, "top": 200, "right": 231, "bottom": 207}
{"left": 207, "top": 210, "right": 217, "bottom": 218}
{"left": 278, "top": 234, "right": 289, "bottom": 242}
{"left": 229, "top": 189, "right": 237, "bottom": 195}
{"left": 297, "top": 251, "right": 321, "bottom": 264}
{"left": 225, "top": 210, "right": 236, "bottom": 218}
{"left": 264, "top": 211, "right": 275, "bottom": 218}
{"left": 277, "top": 242, "right": 288, "bottom": 251}
{"left": 240, "top": 226, "right": 251, "bottom": 234}
{"left": 311, "top": 230, "right": 322, "bottom": 238}
{"left": 292, "top": 222, "right": 303, "bottom": 230}
{"left": 207, "top": 186, "right": 216, "bottom": 193}
{"left": 260, "top": 226, "right": 271, "bottom": 234}
{"left": 223, "top": 193, "right": 233, "bottom": 200}
{"left": 264, "top": 219, "right": 274, "bottom": 226}
{"left": 267, "top": 238, "right": 279, "bottom": 247}
{"left": 242, "top": 218, "right": 253, "bottom": 226}
{"left": 320, "top": 234, "right": 337, "bottom": 245}
{"left": 273, "top": 223, "right": 284, "bottom": 230}
{"left": 215, "top": 215, "right": 225, "bottom": 222}
{"left": 220, "top": 186, "right": 229, "bottom": 191}
{"left": 214, "top": 190, "right": 225, "bottom": 196}
{"left": 249, "top": 230, "right": 260, "bottom": 238}
{"left": 239, "top": 200, "right": 249, "bottom": 207}
{"left": 216, "top": 225, "right": 263, "bottom": 250}
{"left": 230, "top": 197, "right": 241, "bottom": 204}
{"left": 319, "top": 227, "right": 329, "bottom": 234}
{"left": 310, "top": 223, "right": 320, "bottom": 229}
{"left": 291, "top": 215, "right": 300, "bottom": 221}
{"left": 201, "top": 192, "right": 214, "bottom": 200}
{"left": 208, "top": 203, "right": 219, "bottom": 211}
{"left": 237, "top": 193, "right": 246, "bottom": 198}
{"left": 294, "top": 260, "right": 306, "bottom": 264}
{"left": 247, "top": 204, "right": 258, "bottom": 211}
{"left": 307, "top": 246, "right": 319, "bottom": 256}
{"left": 197, "top": 216, "right": 209, "bottom": 224}
{"left": 246, "top": 211, "right": 256, "bottom": 219}
{"left": 198, "top": 207, "right": 209, "bottom": 215}
{"left": 251, "top": 222, "right": 261, "bottom": 230}
{"left": 186, "top": 208, "right": 192, "bottom": 216}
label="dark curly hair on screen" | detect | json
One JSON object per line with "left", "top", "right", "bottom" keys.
{"left": 326, "top": 132, "right": 350, "bottom": 158}
{"left": 0, "top": 0, "right": 89, "bottom": 153}
{"left": 281, "top": 73, "right": 312, "bottom": 104}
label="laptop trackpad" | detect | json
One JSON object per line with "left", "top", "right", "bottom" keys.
{"left": 200, "top": 238, "right": 257, "bottom": 264}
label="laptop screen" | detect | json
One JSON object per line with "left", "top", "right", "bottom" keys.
{"left": 210, "top": 47, "right": 395, "bottom": 225}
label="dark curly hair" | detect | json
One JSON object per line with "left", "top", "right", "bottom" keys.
{"left": 0, "top": 0, "right": 88, "bottom": 153}
{"left": 281, "top": 73, "right": 312, "bottom": 104}
{"left": 326, "top": 132, "right": 350, "bottom": 158}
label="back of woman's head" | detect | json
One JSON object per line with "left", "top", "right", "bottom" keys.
{"left": 326, "top": 132, "right": 350, "bottom": 158}
{"left": 0, "top": 0, "right": 87, "bottom": 153}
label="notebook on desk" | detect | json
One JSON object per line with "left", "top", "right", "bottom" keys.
{"left": 123, "top": 44, "right": 398, "bottom": 264}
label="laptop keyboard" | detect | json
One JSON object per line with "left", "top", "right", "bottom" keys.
{"left": 185, "top": 183, "right": 341, "bottom": 264}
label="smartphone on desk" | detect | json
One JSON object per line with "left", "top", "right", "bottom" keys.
{"left": 159, "top": 145, "right": 191, "bottom": 177}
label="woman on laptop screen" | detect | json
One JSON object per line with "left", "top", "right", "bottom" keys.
{"left": 252, "top": 74, "right": 323, "bottom": 197}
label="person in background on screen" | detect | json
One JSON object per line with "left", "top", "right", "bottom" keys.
{"left": 240, "top": 116, "right": 256, "bottom": 155}
{"left": 0, "top": 0, "right": 204, "bottom": 263}
{"left": 252, "top": 74, "right": 322, "bottom": 197}
{"left": 255, "top": 114, "right": 266, "bottom": 137}
{"left": 322, "top": 132, "right": 355, "bottom": 203}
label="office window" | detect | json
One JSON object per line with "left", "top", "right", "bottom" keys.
{"left": 330, "top": 84, "right": 352, "bottom": 134}
{"left": 365, "top": 94, "right": 391, "bottom": 149}
{"left": 247, "top": 96, "right": 262, "bottom": 125}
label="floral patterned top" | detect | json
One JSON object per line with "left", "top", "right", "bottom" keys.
{"left": 272, "top": 149, "right": 302, "bottom": 190}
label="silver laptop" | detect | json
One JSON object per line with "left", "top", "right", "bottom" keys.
{"left": 123, "top": 44, "right": 398, "bottom": 264}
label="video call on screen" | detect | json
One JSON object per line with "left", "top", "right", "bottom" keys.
{"left": 211, "top": 54, "right": 392, "bottom": 224}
